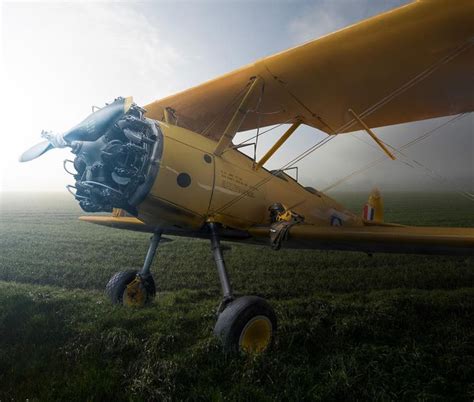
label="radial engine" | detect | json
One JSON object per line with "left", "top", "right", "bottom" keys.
{"left": 20, "top": 97, "right": 162, "bottom": 215}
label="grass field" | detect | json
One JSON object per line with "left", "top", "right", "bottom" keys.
{"left": 0, "top": 192, "right": 473, "bottom": 401}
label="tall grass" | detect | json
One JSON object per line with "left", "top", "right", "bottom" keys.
{"left": 0, "top": 192, "right": 472, "bottom": 400}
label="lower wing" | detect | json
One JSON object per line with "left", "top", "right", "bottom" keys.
{"left": 79, "top": 215, "right": 474, "bottom": 256}
{"left": 249, "top": 225, "right": 474, "bottom": 256}
{"left": 78, "top": 215, "right": 153, "bottom": 232}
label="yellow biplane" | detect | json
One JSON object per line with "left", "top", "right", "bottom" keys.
{"left": 20, "top": 0, "right": 474, "bottom": 353}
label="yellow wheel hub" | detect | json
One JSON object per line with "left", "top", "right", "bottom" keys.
{"left": 239, "top": 315, "right": 273, "bottom": 353}
{"left": 123, "top": 276, "right": 147, "bottom": 307}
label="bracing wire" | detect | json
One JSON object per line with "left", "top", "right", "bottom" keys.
{"left": 322, "top": 113, "right": 474, "bottom": 201}
{"left": 213, "top": 134, "right": 335, "bottom": 214}
{"left": 234, "top": 119, "right": 294, "bottom": 148}
{"left": 200, "top": 81, "right": 255, "bottom": 137}
{"left": 212, "top": 39, "right": 473, "bottom": 214}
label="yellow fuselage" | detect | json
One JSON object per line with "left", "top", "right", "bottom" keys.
{"left": 137, "top": 122, "right": 362, "bottom": 232}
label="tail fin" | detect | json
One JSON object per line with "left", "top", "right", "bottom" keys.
{"left": 363, "top": 188, "right": 384, "bottom": 222}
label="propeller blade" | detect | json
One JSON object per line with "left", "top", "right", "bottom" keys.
{"left": 19, "top": 140, "right": 54, "bottom": 162}
{"left": 63, "top": 96, "right": 133, "bottom": 143}
{"left": 19, "top": 97, "right": 133, "bottom": 163}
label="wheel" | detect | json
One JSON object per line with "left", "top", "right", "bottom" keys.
{"left": 105, "top": 270, "right": 156, "bottom": 307}
{"left": 214, "top": 296, "right": 277, "bottom": 354}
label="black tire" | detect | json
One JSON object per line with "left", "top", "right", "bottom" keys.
{"left": 214, "top": 296, "right": 277, "bottom": 354}
{"left": 105, "top": 270, "right": 156, "bottom": 305}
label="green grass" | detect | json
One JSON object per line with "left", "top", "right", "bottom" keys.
{"left": 0, "top": 192, "right": 473, "bottom": 401}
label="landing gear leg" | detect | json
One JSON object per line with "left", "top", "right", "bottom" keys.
{"left": 140, "top": 231, "right": 162, "bottom": 278}
{"left": 105, "top": 230, "right": 162, "bottom": 307}
{"left": 209, "top": 222, "right": 234, "bottom": 312}
{"left": 209, "top": 223, "right": 277, "bottom": 354}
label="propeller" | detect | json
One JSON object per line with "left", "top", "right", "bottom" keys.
{"left": 19, "top": 97, "right": 133, "bottom": 163}
{"left": 19, "top": 140, "right": 54, "bottom": 163}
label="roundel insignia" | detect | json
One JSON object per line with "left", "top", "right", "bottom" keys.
{"left": 330, "top": 216, "right": 343, "bottom": 226}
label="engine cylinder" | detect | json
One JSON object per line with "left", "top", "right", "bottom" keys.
{"left": 67, "top": 104, "right": 162, "bottom": 215}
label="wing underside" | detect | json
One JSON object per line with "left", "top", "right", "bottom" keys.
{"left": 80, "top": 215, "right": 474, "bottom": 256}
{"left": 249, "top": 224, "right": 474, "bottom": 256}
{"left": 79, "top": 216, "right": 153, "bottom": 232}
{"left": 144, "top": 0, "right": 474, "bottom": 141}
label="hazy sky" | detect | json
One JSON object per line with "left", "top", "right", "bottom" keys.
{"left": 1, "top": 0, "right": 472, "bottom": 195}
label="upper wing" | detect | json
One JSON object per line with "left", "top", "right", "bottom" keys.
{"left": 249, "top": 224, "right": 474, "bottom": 256}
{"left": 145, "top": 0, "right": 474, "bottom": 141}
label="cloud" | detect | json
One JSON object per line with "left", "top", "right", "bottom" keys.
{"left": 1, "top": 2, "right": 186, "bottom": 191}
{"left": 78, "top": 3, "right": 185, "bottom": 101}
{"left": 288, "top": 0, "right": 411, "bottom": 44}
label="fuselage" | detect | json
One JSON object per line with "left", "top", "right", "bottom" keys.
{"left": 137, "top": 121, "right": 362, "bottom": 232}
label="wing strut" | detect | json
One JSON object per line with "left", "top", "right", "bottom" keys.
{"left": 348, "top": 108, "right": 396, "bottom": 160}
{"left": 254, "top": 121, "right": 301, "bottom": 170}
{"left": 213, "top": 76, "right": 264, "bottom": 156}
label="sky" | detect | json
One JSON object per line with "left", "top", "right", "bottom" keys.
{"left": 1, "top": 0, "right": 472, "bottom": 195}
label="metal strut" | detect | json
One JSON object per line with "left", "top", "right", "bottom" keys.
{"left": 139, "top": 230, "right": 162, "bottom": 277}
{"left": 348, "top": 108, "right": 396, "bottom": 160}
{"left": 254, "top": 121, "right": 301, "bottom": 170}
{"left": 208, "top": 223, "right": 234, "bottom": 306}
{"left": 213, "top": 76, "right": 264, "bottom": 157}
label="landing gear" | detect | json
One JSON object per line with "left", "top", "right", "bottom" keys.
{"left": 209, "top": 223, "right": 277, "bottom": 353}
{"left": 105, "top": 270, "right": 156, "bottom": 307}
{"left": 214, "top": 296, "right": 277, "bottom": 353}
{"left": 105, "top": 231, "right": 161, "bottom": 307}
{"left": 104, "top": 224, "right": 277, "bottom": 353}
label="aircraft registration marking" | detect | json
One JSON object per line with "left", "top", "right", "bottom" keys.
{"left": 220, "top": 170, "right": 255, "bottom": 198}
